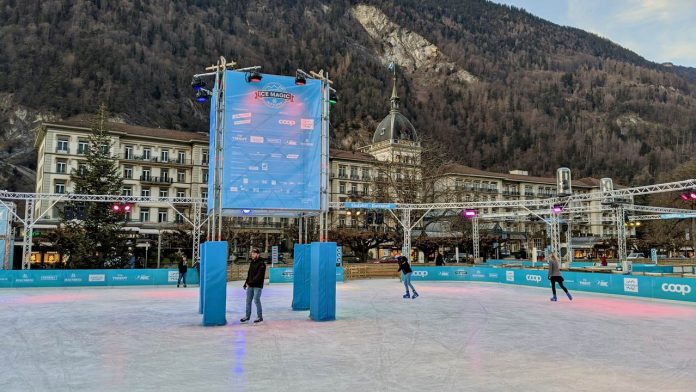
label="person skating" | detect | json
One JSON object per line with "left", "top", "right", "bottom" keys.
{"left": 241, "top": 248, "right": 266, "bottom": 324}
{"left": 548, "top": 253, "right": 572, "bottom": 301}
{"left": 397, "top": 255, "right": 418, "bottom": 299}
{"left": 177, "top": 257, "right": 188, "bottom": 288}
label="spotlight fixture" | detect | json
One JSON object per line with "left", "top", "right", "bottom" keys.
{"left": 552, "top": 204, "right": 563, "bottom": 214}
{"left": 247, "top": 70, "right": 262, "bottom": 83}
{"left": 241, "top": 209, "right": 253, "bottom": 215}
{"left": 329, "top": 90, "right": 338, "bottom": 104}
{"left": 462, "top": 209, "right": 477, "bottom": 218}
{"left": 681, "top": 194, "right": 690, "bottom": 201}
{"left": 295, "top": 72, "right": 306, "bottom": 86}
{"left": 191, "top": 76, "right": 206, "bottom": 91}
{"left": 195, "top": 89, "right": 211, "bottom": 103}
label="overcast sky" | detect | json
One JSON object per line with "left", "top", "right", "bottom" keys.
{"left": 490, "top": 0, "right": 696, "bottom": 68}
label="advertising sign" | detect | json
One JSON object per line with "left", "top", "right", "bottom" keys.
{"left": 210, "top": 71, "right": 323, "bottom": 213}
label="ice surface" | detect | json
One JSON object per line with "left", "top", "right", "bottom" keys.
{"left": 2, "top": 279, "right": 696, "bottom": 391}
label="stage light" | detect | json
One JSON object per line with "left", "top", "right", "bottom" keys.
{"left": 247, "top": 70, "right": 262, "bottom": 83}
{"left": 112, "top": 204, "right": 121, "bottom": 212}
{"left": 295, "top": 72, "right": 306, "bottom": 86}
{"left": 329, "top": 90, "right": 338, "bottom": 104}
{"left": 124, "top": 204, "right": 132, "bottom": 212}
{"left": 191, "top": 76, "right": 206, "bottom": 91}
{"left": 241, "top": 209, "right": 252, "bottom": 215}
{"left": 552, "top": 204, "right": 563, "bottom": 214}
{"left": 690, "top": 192, "right": 696, "bottom": 200}
{"left": 195, "top": 89, "right": 210, "bottom": 103}
{"left": 463, "top": 209, "right": 477, "bottom": 218}
{"left": 681, "top": 193, "right": 690, "bottom": 201}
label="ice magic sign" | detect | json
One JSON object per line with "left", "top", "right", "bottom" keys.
{"left": 211, "top": 71, "right": 323, "bottom": 212}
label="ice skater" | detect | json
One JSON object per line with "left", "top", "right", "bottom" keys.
{"left": 397, "top": 256, "right": 418, "bottom": 299}
{"left": 241, "top": 248, "right": 266, "bottom": 324}
{"left": 177, "top": 257, "right": 188, "bottom": 288}
{"left": 548, "top": 254, "right": 572, "bottom": 301}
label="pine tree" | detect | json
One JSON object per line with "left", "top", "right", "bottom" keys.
{"left": 54, "top": 104, "right": 128, "bottom": 268}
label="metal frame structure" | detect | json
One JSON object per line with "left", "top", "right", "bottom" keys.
{"left": 0, "top": 191, "right": 206, "bottom": 269}
{"left": 336, "top": 179, "right": 696, "bottom": 263}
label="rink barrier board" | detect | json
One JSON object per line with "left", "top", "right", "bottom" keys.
{"left": 0, "top": 269, "right": 199, "bottom": 288}
{"left": 482, "top": 260, "right": 676, "bottom": 273}
{"left": 270, "top": 267, "right": 344, "bottom": 283}
{"left": 407, "top": 266, "right": 696, "bottom": 303}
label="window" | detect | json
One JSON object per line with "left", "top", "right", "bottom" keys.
{"left": 161, "top": 169, "right": 169, "bottom": 181}
{"left": 177, "top": 151, "right": 186, "bottom": 164}
{"left": 161, "top": 149, "right": 169, "bottom": 162}
{"left": 158, "top": 209, "right": 168, "bottom": 223}
{"left": 140, "top": 208, "right": 150, "bottom": 222}
{"left": 202, "top": 150, "right": 209, "bottom": 165}
{"left": 123, "top": 166, "right": 133, "bottom": 179}
{"left": 351, "top": 183, "right": 357, "bottom": 194}
{"left": 177, "top": 169, "right": 186, "bottom": 183}
{"left": 100, "top": 144, "right": 109, "bottom": 154}
{"left": 78, "top": 140, "right": 89, "bottom": 155}
{"left": 201, "top": 188, "right": 208, "bottom": 199}
{"left": 125, "top": 145, "right": 134, "bottom": 159}
{"left": 143, "top": 147, "right": 151, "bottom": 160}
{"left": 141, "top": 187, "right": 150, "bottom": 197}
{"left": 122, "top": 186, "right": 132, "bottom": 196}
{"left": 159, "top": 189, "right": 169, "bottom": 198}
{"left": 78, "top": 164, "right": 86, "bottom": 175}
{"left": 174, "top": 210, "right": 184, "bottom": 224}
{"left": 142, "top": 168, "right": 151, "bottom": 181}
{"left": 339, "top": 182, "right": 345, "bottom": 194}
{"left": 202, "top": 169, "right": 208, "bottom": 182}
{"left": 56, "top": 139, "right": 69, "bottom": 152}
{"left": 350, "top": 167, "right": 358, "bottom": 179}
{"left": 176, "top": 188, "right": 186, "bottom": 198}
{"left": 362, "top": 168, "right": 370, "bottom": 180}
{"left": 338, "top": 165, "right": 347, "bottom": 178}
{"left": 54, "top": 182, "right": 65, "bottom": 194}
{"left": 56, "top": 159, "right": 67, "bottom": 174}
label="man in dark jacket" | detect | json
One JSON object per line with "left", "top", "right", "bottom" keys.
{"left": 241, "top": 248, "right": 266, "bottom": 323}
{"left": 177, "top": 257, "right": 188, "bottom": 288}
{"left": 435, "top": 250, "right": 444, "bottom": 266}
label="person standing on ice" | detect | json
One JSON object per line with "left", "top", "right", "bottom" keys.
{"left": 548, "top": 253, "right": 572, "bottom": 302}
{"left": 241, "top": 248, "right": 266, "bottom": 324}
{"left": 397, "top": 256, "right": 418, "bottom": 299}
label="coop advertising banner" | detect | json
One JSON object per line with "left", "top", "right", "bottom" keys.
{"left": 209, "top": 71, "right": 323, "bottom": 213}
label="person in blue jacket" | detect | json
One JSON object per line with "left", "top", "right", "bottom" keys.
{"left": 397, "top": 256, "right": 419, "bottom": 299}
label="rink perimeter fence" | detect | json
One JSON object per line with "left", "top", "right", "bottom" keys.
{"left": 0, "top": 269, "right": 199, "bottom": 288}
{"left": 269, "top": 263, "right": 696, "bottom": 303}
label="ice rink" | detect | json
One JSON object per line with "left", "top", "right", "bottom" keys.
{"left": 2, "top": 279, "right": 696, "bottom": 392}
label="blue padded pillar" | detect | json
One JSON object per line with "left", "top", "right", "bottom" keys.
{"left": 310, "top": 242, "right": 337, "bottom": 321}
{"left": 201, "top": 241, "right": 227, "bottom": 326}
{"left": 292, "top": 244, "right": 311, "bottom": 310}
{"left": 198, "top": 244, "right": 206, "bottom": 314}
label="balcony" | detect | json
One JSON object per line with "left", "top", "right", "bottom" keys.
{"left": 55, "top": 147, "right": 70, "bottom": 154}
{"left": 140, "top": 175, "right": 174, "bottom": 184}
{"left": 120, "top": 154, "right": 193, "bottom": 165}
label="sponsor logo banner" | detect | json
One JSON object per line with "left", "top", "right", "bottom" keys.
{"left": 623, "top": 278, "right": 639, "bottom": 293}
{"left": 506, "top": 271, "right": 514, "bottom": 282}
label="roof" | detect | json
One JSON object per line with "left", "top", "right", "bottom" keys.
{"left": 372, "top": 111, "right": 418, "bottom": 144}
{"left": 437, "top": 163, "right": 607, "bottom": 188}
{"left": 330, "top": 148, "right": 376, "bottom": 162}
{"left": 43, "top": 115, "right": 208, "bottom": 143}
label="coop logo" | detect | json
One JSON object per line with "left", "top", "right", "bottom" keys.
{"left": 506, "top": 271, "right": 515, "bottom": 282}
{"left": 661, "top": 283, "right": 692, "bottom": 296}
{"left": 455, "top": 270, "right": 468, "bottom": 277}
{"left": 279, "top": 119, "right": 296, "bottom": 126}
{"left": 439, "top": 272, "right": 449, "bottom": 277}
{"left": 413, "top": 271, "right": 428, "bottom": 278}
{"left": 281, "top": 271, "right": 294, "bottom": 278}
{"left": 526, "top": 274, "right": 542, "bottom": 283}
{"left": 255, "top": 83, "right": 295, "bottom": 108}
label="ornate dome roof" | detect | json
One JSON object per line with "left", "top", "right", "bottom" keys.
{"left": 372, "top": 66, "right": 417, "bottom": 144}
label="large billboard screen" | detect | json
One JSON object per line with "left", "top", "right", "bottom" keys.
{"left": 209, "top": 71, "right": 323, "bottom": 214}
